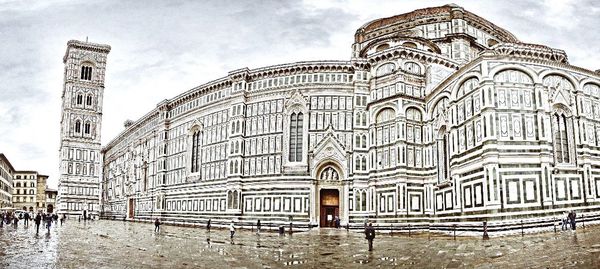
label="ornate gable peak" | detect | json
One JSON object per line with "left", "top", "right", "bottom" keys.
{"left": 551, "top": 87, "right": 571, "bottom": 106}
{"left": 285, "top": 89, "right": 308, "bottom": 111}
{"left": 188, "top": 119, "right": 204, "bottom": 133}
{"left": 311, "top": 127, "right": 348, "bottom": 179}
{"left": 313, "top": 126, "right": 346, "bottom": 155}
{"left": 433, "top": 113, "right": 448, "bottom": 131}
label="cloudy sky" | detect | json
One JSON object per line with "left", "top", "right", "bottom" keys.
{"left": 0, "top": 0, "right": 598, "bottom": 187}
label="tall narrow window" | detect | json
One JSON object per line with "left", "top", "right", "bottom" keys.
{"left": 361, "top": 191, "right": 367, "bottom": 211}
{"left": 288, "top": 112, "right": 303, "bottom": 162}
{"left": 437, "top": 131, "right": 449, "bottom": 183}
{"left": 86, "top": 95, "right": 93, "bottom": 106}
{"left": 84, "top": 122, "right": 91, "bottom": 134}
{"left": 77, "top": 94, "right": 83, "bottom": 105}
{"left": 361, "top": 156, "right": 367, "bottom": 170}
{"left": 80, "top": 66, "right": 92, "bottom": 81}
{"left": 191, "top": 131, "right": 201, "bottom": 172}
{"left": 552, "top": 109, "right": 573, "bottom": 164}
{"left": 75, "top": 121, "right": 81, "bottom": 133}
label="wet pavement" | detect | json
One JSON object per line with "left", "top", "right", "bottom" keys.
{"left": 1, "top": 219, "right": 600, "bottom": 268}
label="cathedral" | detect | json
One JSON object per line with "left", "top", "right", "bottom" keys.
{"left": 92, "top": 4, "right": 600, "bottom": 233}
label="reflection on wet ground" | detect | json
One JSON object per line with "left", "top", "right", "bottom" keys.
{"left": 1, "top": 220, "right": 600, "bottom": 268}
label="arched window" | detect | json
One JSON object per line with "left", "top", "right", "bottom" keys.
{"left": 191, "top": 130, "right": 201, "bottom": 173}
{"left": 86, "top": 95, "right": 93, "bottom": 106}
{"left": 433, "top": 97, "right": 449, "bottom": 117}
{"left": 405, "top": 62, "right": 421, "bottom": 75}
{"left": 375, "top": 44, "right": 390, "bottom": 52}
{"left": 361, "top": 134, "right": 367, "bottom": 148}
{"left": 76, "top": 94, "right": 83, "bottom": 105}
{"left": 355, "top": 135, "right": 361, "bottom": 148}
{"left": 494, "top": 70, "right": 533, "bottom": 84}
{"left": 456, "top": 77, "right": 479, "bottom": 98}
{"left": 487, "top": 39, "right": 499, "bottom": 47}
{"left": 406, "top": 108, "right": 422, "bottom": 122}
{"left": 376, "top": 108, "right": 395, "bottom": 123}
{"left": 84, "top": 122, "right": 91, "bottom": 134}
{"left": 80, "top": 65, "right": 93, "bottom": 81}
{"left": 16, "top": 182, "right": 21, "bottom": 188}
{"left": 552, "top": 106, "right": 574, "bottom": 164}
{"left": 402, "top": 42, "right": 417, "bottom": 49}
{"left": 376, "top": 62, "right": 395, "bottom": 77}
{"left": 30, "top": 182, "right": 34, "bottom": 187}
{"left": 288, "top": 112, "right": 303, "bottom": 162}
{"left": 584, "top": 83, "right": 600, "bottom": 98}
{"left": 30, "top": 189, "right": 34, "bottom": 195}
{"left": 75, "top": 120, "right": 81, "bottom": 133}
{"left": 543, "top": 75, "right": 574, "bottom": 93}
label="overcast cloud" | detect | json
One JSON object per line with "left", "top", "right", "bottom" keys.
{"left": 0, "top": 0, "right": 598, "bottom": 188}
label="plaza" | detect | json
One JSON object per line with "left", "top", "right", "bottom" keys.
{"left": 1, "top": 220, "right": 599, "bottom": 268}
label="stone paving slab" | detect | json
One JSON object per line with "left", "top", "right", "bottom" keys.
{"left": 0, "top": 220, "right": 599, "bottom": 268}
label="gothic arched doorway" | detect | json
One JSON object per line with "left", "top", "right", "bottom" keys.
{"left": 314, "top": 164, "right": 344, "bottom": 228}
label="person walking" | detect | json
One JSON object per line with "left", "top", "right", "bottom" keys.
{"left": 34, "top": 213, "right": 42, "bottom": 235}
{"left": 561, "top": 211, "right": 569, "bottom": 231}
{"left": 46, "top": 214, "right": 52, "bottom": 233}
{"left": 229, "top": 221, "right": 236, "bottom": 239}
{"left": 24, "top": 212, "right": 30, "bottom": 227}
{"left": 60, "top": 215, "right": 64, "bottom": 226}
{"left": 256, "top": 220, "right": 261, "bottom": 234}
{"left": 570, "top": 211, "right": 577, "bottom": 231}
{"left": 365, "top": 222, "right": 376, "bottom": 251}
{"left": 207, "top": 219, "right": 211, "bottom": 232}
{"left": 154, "top": 218, "right": 161, "bottom": 233}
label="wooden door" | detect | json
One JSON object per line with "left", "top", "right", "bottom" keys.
{"left": 319, "top": 189, "right": 339, "bottom": 227}
{"left": 128, "top": 199, "right": 135, "bottom": 218}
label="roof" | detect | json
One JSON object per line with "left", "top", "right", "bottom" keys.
{"left": 14, "top": 171, "right": 39, "bottom": 175}
{"left": 0, "top": 153, "right": 15, "bottom": 172}
{"left": 355, "top": 4, "right": 518, "bottom": 43}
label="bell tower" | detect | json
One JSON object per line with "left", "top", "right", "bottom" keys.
{"left": 57, "top": 40, "right": 111, "bottom": 218}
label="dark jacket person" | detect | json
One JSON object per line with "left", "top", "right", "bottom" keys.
{"left": 365, "top": 222, "right": 376, "bottom": 251}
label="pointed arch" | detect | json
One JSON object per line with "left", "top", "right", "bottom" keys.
{"left": 551, "top": 104, "right": 574, "bottom": 164}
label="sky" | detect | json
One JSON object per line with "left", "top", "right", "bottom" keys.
{"left": 0, "top": 0, "right": 598, "bottom": 188}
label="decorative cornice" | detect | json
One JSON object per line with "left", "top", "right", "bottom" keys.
{"left": 63, "top": 40, "right": 111, "bottom": 63}
{"left": 366, "top": 45, "right": 460, "bottom": 69}
{"left": 490, "top": 43, "right": 569, "bottom": 64}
